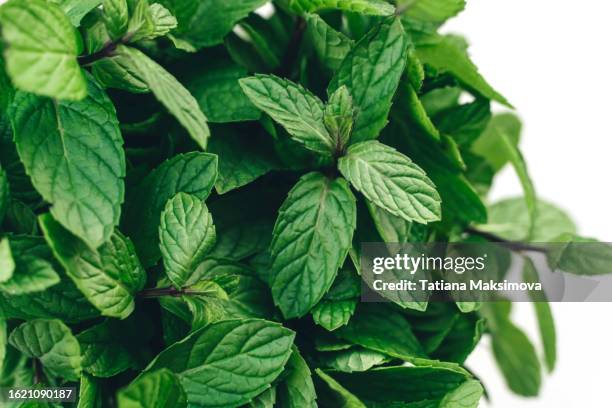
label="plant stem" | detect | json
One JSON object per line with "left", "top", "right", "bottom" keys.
{"left": 33, "top": 359, "right": 43, "bottom": 384}
{"left": 465, "top": 227, "right": 549, "bottom": 253}
{"left": 138, "top": 286, "right": 215, "bottom": 298}
{"left": 78, "top": 33, "right": 134, "bottom": 66}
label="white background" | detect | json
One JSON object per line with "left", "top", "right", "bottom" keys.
{"left": 443, "top": 1, "right": 612, "bottom": 406}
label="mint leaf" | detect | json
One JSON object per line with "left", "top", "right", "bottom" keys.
{"left": 113, "top": 46, "right": 210, "bottom": 149}
{"left": 319, "top": 348, "right": 389, "bottom": 373}
{"left": 50, "top": 0, "right": 103, "bottom": 26}
{"left": 77, "top": 320, "right": 138, "bottom": 377}
{"left": 102, "top": 0, "right": 129, "bottom": 40}
{"left": 8, "top": 319, "right": 82, "bottom": 381}
{"left": 270, "top": 172, "right": 356, "bottom": 318}
{"left": 416, "top": 35, "right": 511, "bottom": 107}
{"left": 315, "top": 369, "right": 367, "bottom": 408}
{"left": 0, "top": 238, "right": 15, "bottom": 282}
{"left": 40, "top": 214, "right": 135, "bottom": 319}
{"left": 122, "top": 152, "right": 217, "bottom": 267}
{"left": 185, "top": 59, "right": 261, "bottom": 123}
{"left": 11, "top": 78, "right": 125, "bottom": 248}
{"left": 329, "top": 18, "right": 408, "bottom": 142}
{"left": 306, "top": 14, "right": 354, "bottom": 73}
{"left": 311, "top": 268, "right": 360, "bottom": 331}
{"left": 400, "top": 0, "right": 465, "bottom": 25}
{"left": 338, "top": 141, "right": 441, "bottom": 223}
{"left": 523, "top": 258, "right": 556, "bottom": 372}
{"left": 0, "top": 255, "right": 60, "bottom": 296}
{"left": 158, "top": 0, "right": 268, "bottom": 49}
{"left": 250, "top": 387, "right": 276, "bottom": 408}
{"left": 0, "top": 165, "right": 8, "bottom": 225}
{"left": 159, "top": 193, "right": 216, "bottom": 288}
{"left": 240, "top": 75, "right": 335, "bottom": 157}
{"left": 324, "top": 86, "right": 354, "bottom": 150}
{"left": 336, "top": 305, "right": 425, "bottom": 361}
{"left": 439, "top": 379, "right": 483, "bottom": 408}
{"left": 278, "top": 346, "right": 317, "bottom": 408}
{"left": 78, "top": 374, "right": 102, "bottom": 408}
{"left": 546, "top": 234, "right": 612, "bottom": 276}
{"left": 0, "top": 0, "right": 87, "bottom": 100}
{"left": 289, "top": 0, "right": 395, "bottom": 15}
{"left": 471, "top": 113, "right": 522, "bottom": 171}
{"left": 145, "top": 319, "right": 295, "bottom": 407}
{"left": 118, "top": 369, "right": 187, "bottom": 408}
{"left": 148, "top": 3, "right": 178, "bottom": 39}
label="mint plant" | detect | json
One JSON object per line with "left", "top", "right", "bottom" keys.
{"left": 0, "top": 0, "right": 609, "bottom": 407}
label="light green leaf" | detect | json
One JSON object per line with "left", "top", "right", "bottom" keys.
{"left": 99, "top": 230, "right": 146, "bottom": 293}
{"left": 399, "top": 81, "right": 440, "bottom": 141}
{"left": 523, "top": 257, "right": 556, "bottom": 372}
{"left": 315, "top": 369, "right": 367, "bottom": 408}
{"left": 546, "top": 234, "right": 612, "bottom": 276}
{"left": 123, "top": 152, "right": 217, "bottom": 267}
{"left": 113, "top": 46, "right": 210, "bottom": 149}
{"left": 325, "top": 86, "right": 354, "bottom": 150}
{"left": 145, "top": 319, "right": 295, "bottom": 407}
{"left": 289, "top": 0, "right": 395, "bottom": 15}
{"left": 319, "top": 348, "right": 389, "bottom": 373}
{"left": 338, "top": 140, "right": 441, "bottom": 223}
{"left": 366, "top": 201, "right": 414, "bottom": 244}
{"left": 240, "top": 75, "right": 334, "bottom": 157}
{"left": 185, "top": 59, "right": 261, "bottom": 123}
{"left": 270, "top": 172, "right": 356, "bottom": 318}
{"left": 471, "top": 113, "right": 521, "bottom": 171}
{"left": 40, "top": 214, "right": 135, "bottom": 319}
{"left": 148, "top": 3, "right": 178, "bottom": 39}
{"left": 0, "top": 238, "right": 15, "bottom": 283}
{"left": 250, "top": 387, "right": 276, "bottom": 408}
{"left": 329, "top": 18, "right": 408, "bottom": 142}
{"left": 50, "top": 0, "right": 102, "bottom": 26}
{"left": 11, "top": 78, "right": 125, "bottom": 249}
{"left": 91, "top": 52, "right": 150, "bottom": 94}
{"left": 77, "top": 320, "right": 138, "bottom": 377}
{"left": 416, "top": 35, "right": 511, "bottom": 107}
{"left": 78, "top": 374, "right": 102, "bottom": 408}
{"left": 336, "top": 305, "right": 425, "bottom": 361}
{"left": 159, "top": 193, "right": 216, "bottom": 288}
{"left": 118, "top": 369, "right": 187, "bottom": 408}
{"left": 127, "top": 0, "right": 155, "bottom": 42}
{"left": 439, "top": 379, "right": 483, "bottom": 408}
{"left": 399, "top": 0, "right": 465, "bottom": 25}
{"left": 103, "top": 0, "right": 129, "bottom": 40}
{"left": 481, "top": 198, "right": 576, "bottom": 242}
{"left": 8, "top": 319, "right": 82, "bottom": 381}
{"left": 305, "top": 14, "right": 354, "bottom": 73}
{"left": 158, "top": 0, "right": 268, "bottom": 49}
{"left": 482, "top": 302, "right": 541, "bottom": 397}
{"left": 0, "top": 0, "right": 87, "bottom": 100}
{"left": 208, "top": 128, "right": 277, "bottom": 195}
{"left": 0, "top": 318, "right": 6, "bottom": 371}
{"left": 0, "top": 255, "right": 60, "bottom": 295}
{"left": 278, "top": 346, "right": 317, "bottom": 408}
{"left": 311, "top": 269, "right": 360, "bottom": 331}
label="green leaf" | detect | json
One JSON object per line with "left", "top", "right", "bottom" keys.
{"left": 329, "top": 366, "right": 471, "bottom": 405}
{"left": 11, "top": 77, "right": 125, "bottom": 249}
{"left": 91, "top": 52, "right": 150, "bottom": 94}
{"left": 208, "top": 127, "right": 277, "bottom": 195}
{"left": 148, "top": 3, "right": 178, "bottom": 39}
{"left": 315, "top": 369, "right": 367, "bottom": 408}
{"left": 319, "top": 348, "right": 389, "bottom": 373}
{"left": 39, "top": 214, "right": 135, "bottom": 319}
{"left": 439, "top": 379, "right": 483, "bottom": 408}
{"left": 325, "top": 86, "right": 355, "bottom": 150}
{"left": 118, "top": 369, "right": 187, "bottom": 408}
{"left": 483, "top": 302, "right": 542, "bottom": 396}
{"left": 0, "top": 238, "right": 15, "bottom": 282}
{"left": 399, "top": 81, "right": 440, "bottom": 141}
{"left": 311, "top": 269, "right": 360, "bottom": 331}
{"left": 471, "top": 113, "right": 521, "bottom": 171}
{"left": 305, "top": 14, "right": 354, "bottom": 73}
{"left": 523, "top": 257, "right": 556, "bottom": 372}
{"left": 366, "top": 201, "right": 414, "bottom": 244}
{"left": 145, "top": 319, "right": 295, "bottom": 407}
{"left": 278, "top": 346, "right": 317, "bottom": 408}
{"left": 289, "top": 0, "right": 395, "bottom": 15}
{"left": 113, "top": 46, "right": 210, "bottom": 149}
{"left": 78, "top": 374, "right": 102, "bottom": 408}
{"left": 329, "top": 18, "right": 408, "bottom": 142}
{"left": 250, "top": 387, "right": 276, "bottom": 408}
{"left": 0, "top": 0, "right": 87, "bottom": 100}
{"left": 399, "top": 0, "right": 465, "bottom": 25}
{"left": 3, "top": 199, "right": 39, "bottom": 235}
{"left": 185, "top": 59, "right": 261, "bottom": 123}
{"left": 103, "top": 0, "right": 129, "bottom": 40}
{"left": 546, "top": 234, "right": 612, "bottom": 276}
{"left": 99, "top": 230, "right": 146, "bottom": 293}
{"left": 336, "top": 305, "right": 425, "bottom": 361}
{"left": 159, "top": 193, "right": 216, "bottom": 288}
{"left": 122, "top": 152, "right": 217, "bottom": 267}
{"left": 416, "top": 35, "right": 511, "bottom": 107}
{"left": 158, "top": 0, "right": 268, "bottom": 49}
{"left": 481, "top": 198, "right": 576, "bottom": 242}
{"left": 434, "top": 99, "right": 491, "bottom": 147}
{"left": 50, "top": 0, "right": 103, "bottom": 26}
{"left": 8, "top": 319, "right": 82, "bottom": 381}
{"left": 0, "top": 255, "right": 60, "bottom": 296}
{"left": 338, "top": 140, "right": 441, "bottom": 223}
{"left": 77, "top": 320, "right": 138, "bottom": 377}
{"left": 270, "top": 172, "right": 356, "bottom": 318}
{"left": 240, "top": 75, "right": 334, "bottom": 157}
